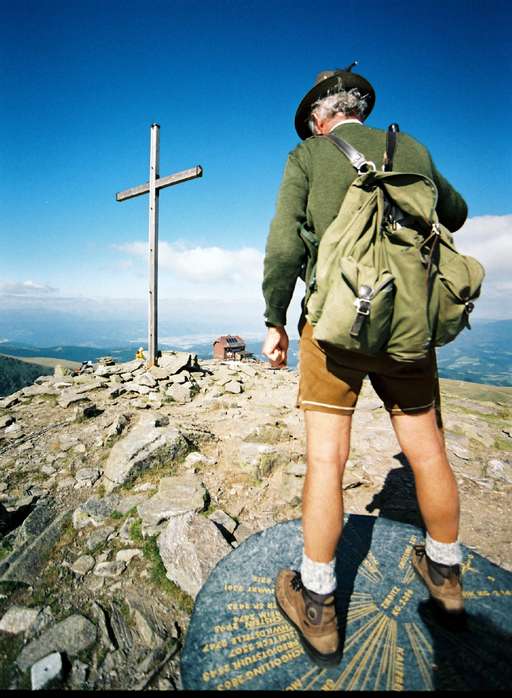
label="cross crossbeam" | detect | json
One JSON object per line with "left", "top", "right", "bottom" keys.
{"left": 115, "top": 123, "right": 203, "bottom": 367}
{"left": 115, "top": 165, "right": 203, "bottom": 202}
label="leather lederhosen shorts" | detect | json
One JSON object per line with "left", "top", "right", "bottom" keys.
{"left": 297, "top": 321, "right": 443, "bottom": 427}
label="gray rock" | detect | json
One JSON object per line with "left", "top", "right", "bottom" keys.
{"left": 72, "top": 403, "right": 98, "bottom": 420}
{"left": 133, "top": 482, "right": 158, "bottom": 492}
{"left": 85, "top": 526, "right": 115, "bottom": 551}
{"left": 22, "top": 384, "right": 58, "bottom": 397}
{"left": 119, "top": 516, "right": 136, "bottom": 540}
{"left": 224, "top": 380, "right": 243, "bottom": 394}
{"left": 158, "top": 351, "right": 198, "bottom": 374}
{"left": 74, "top": 381, "right": 108, "bottom": 395}
{"left": 75, "top": 468, "right": 100, "bottom": 485}
{"left": 167, "top": 372, "right": 189, "bottom": 385}
{"left": 123, "top": 382, "right": 153, "bottom": 395}
{"left": 58, "top": 392, "right": 92, "bottom": 408}
{"left": 244, "top": 424, "right": 288, "bottom": 443}
{"left": 117, "top": 492, "right": 148, "bottom": 514}
{"left": 239, "top": 442, "right": 282, "bottom": 478}
{"left": 0, "top": 415, "right": 15, "bottom": 428}
{"left": 119, "top": 359, "right": 145, "bottom": 374}
{"left": 137, "top": 474, "right": 207, "bottom": 527}
{"left": 0, "top": 393, "right": 21, "bottom": 408}
{"left": 5, "top": 422, "right": 21, "bottom": 433}
{"left": 17, "top": 614, "right": 97, "bottom": 672}
{"left": 487, "top": 458, "right": 512, "bottom": 483}
{"left": 0, "top": 510, "right": 71, "bottom": 585}
{"left": 286, "top": 462, "right": 307, "bottom": 477}
{"left": 71, "top": 555, "right": 96, "bottom": 575}
{"left": 93, "top": 561, "right": 127, "bottom": 577}
{"left": 208, "top": 509, "right": 237, "bottom": 534}
{"left": 107, "top": 386, "right": 126, "bottom": 399}
{"left": 450, "top": 445, "right": 471, "bottom": 460}
{"left": 149, "top": 366, "right": 173, "bottom": 380}
{"left": 78, "top": 494, "right": 120, "bottom": 523}
{"left": 57, "top": 476, "right": 76, "bottom": 490}
{"left": 0, "top": 605, "right": 41, "bottom": 634}
{"left": 185, "top": 451, "right": 216, "bottom": 467}
{"left": 69, "top": 659, "right": 89, "bottom": 689}
{"left": 280, "top": 473, "right": 304, "bottom": 505}
{"left": 158, "top": 512, "right": 232, "bottom": 598}
{"left": 166, "top": 382, "right": 194, "bottom": 404}
{"left": 104, "top": 413, "right": 130, "bottom": 442}
{"left": 232, "top": 522, "right": 254, "bottom": 543}
{"left": 116, "top": 548, "right": 142, "bottom": 563}
{"left": 136, "top": 372, "right": 158, "bottom": 388}
{"left": 14, "top": 501, "right": 56, "bottom": 548}
{"left": 103, "top": 419, "right": 188, "bottom": 492}
{"left": 132, "top": 609, "right": 164, "bottom": 648}
{"left": 31, "top": 652, "right": 63, "bottom": 690}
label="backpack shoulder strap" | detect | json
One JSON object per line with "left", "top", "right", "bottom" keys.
{"left": 323, "top": 134, "right": 375, "bottom": 173}
{"left": 383, "top": 123, "right": 400, "bottom": 171}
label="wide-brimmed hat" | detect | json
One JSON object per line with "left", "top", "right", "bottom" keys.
{"left": 294, "top": 62, "right": 376, "bottom": 140}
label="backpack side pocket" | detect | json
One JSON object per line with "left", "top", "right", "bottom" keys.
{"left": 433, "top": 252, "right": 485, "bottom": 346}
{"left": 312, "top": 257, "right": 395, "bottom": 354}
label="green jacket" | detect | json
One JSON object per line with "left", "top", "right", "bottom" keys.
{"left": 262, "top": 123, "right": 468, "bottom": 327}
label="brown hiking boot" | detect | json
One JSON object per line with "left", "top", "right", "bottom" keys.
{"left": 275, "top": 569, "right": 341, "bottom": 667}
{"left": 412, "top": 544, "right": 464, "bottom": 614}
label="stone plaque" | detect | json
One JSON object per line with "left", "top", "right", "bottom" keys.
{"left": 181, "top": 514, "right": 512, "bottom": 690}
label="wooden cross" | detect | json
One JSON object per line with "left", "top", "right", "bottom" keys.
{"left": 115, "top": 123, "right": 203, "bottom": 367}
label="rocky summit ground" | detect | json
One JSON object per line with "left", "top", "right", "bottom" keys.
{"left": 0, "top": 351, "right": 510, "bottom": 690}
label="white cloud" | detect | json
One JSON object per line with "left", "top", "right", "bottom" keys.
{"left": 455, "top": 214, "right": 512, "bottom": 319}
{"left": 0, "top": 280, "right": 58, "bottom": 296}
{"left": 114, "top": 241, "right": 264, "bottom": 284}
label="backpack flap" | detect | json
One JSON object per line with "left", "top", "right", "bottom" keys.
{"left": 380, "top": 172, "right": 438, "bottom": 225}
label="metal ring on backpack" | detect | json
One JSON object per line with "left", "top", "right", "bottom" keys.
{"left": 358, "top": 161, "right": 376, "bottom": 174}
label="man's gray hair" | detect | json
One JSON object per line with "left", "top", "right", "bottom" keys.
{"left": 308, "top": 81, "right": 369, "bottom": 134}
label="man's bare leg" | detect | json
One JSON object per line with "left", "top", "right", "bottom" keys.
{"left": 302, "top": 411, "right": 352, "bottom": 562}
{"left": 390, "top": 407, "right": 459, "bottom": 542}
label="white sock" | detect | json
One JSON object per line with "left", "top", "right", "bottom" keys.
{"left": 425, "top": 532, "right": 462, "bottom": 566}
{"left": 300, "top": 549, "right": 337, "bottom": 595}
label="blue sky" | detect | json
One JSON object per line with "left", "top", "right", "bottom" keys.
{"left": 0, "top": 0, "right": 511, "bottom": 345}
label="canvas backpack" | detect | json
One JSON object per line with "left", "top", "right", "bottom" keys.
{"left": 301, "top": 128, "right": 485, "bottom": 362}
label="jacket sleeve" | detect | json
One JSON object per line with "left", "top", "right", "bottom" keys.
{"left": 262, "top": 151, "right": 308, "bottom": 326}
{"left": 430, "top": 156, "right": 468, "bottom": 232}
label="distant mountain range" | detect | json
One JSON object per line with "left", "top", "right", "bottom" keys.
{"left": 1, "top": 319, "right": 510, "bottom": 389}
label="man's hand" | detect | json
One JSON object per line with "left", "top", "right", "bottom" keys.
{"left": 262, "top": 326, "right": 289, "bottom": 368}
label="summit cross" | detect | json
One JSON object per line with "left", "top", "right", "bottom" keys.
{"left": 115, "top": 123, "right": 203, "bottom": 367}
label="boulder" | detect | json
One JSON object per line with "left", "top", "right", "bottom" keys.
{"left": 158, "top": 513, "right": 232, "bottom": 598}
{"left": 224, "top": 380, "right": 243, "bottom": 394}
{"left": 158, "top": 351, "right": 198, "bottom": 374}
{"left": 239, "top": 442, "right": 282, "bottom": 479}
{"left": 0, "top": 606, "right": 41, "bottom": 634}
{"left": 31, "top": 652, "right": 63, "bottom": 690}
{"left": 58, "top": 392, "right": 92, "bottom": 409}
{"left": 93, "top": 561, "right": 127, "bottom": 577}
{"left": 71, "top": 555, "right": 96, "bottom": 576}
{"left": 103, "top": 418, "right": 188, "bottom": 492}
{"left": 137, "top": 474, "right": 207, "bottom": 528}
{"left": 0, "top": 415, "right": 15, "bottom": 429}
{"left": 16, "top": 615, "right": 97, "bottom": 672}
{"left": 136, "top": 372, "right": 158, "bottom": 388}
{"left": 208, "top": 509, "right": 237, "bottom": 534}
{"left": 165, "top": 383, "right": 194, "bottom": 404}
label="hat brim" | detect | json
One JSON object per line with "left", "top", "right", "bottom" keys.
{"left": 294, "top": 72, "right": 376, "bottom": 140}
